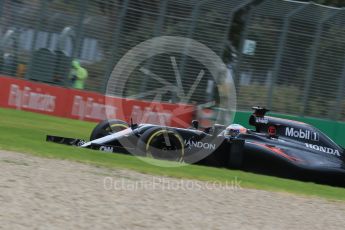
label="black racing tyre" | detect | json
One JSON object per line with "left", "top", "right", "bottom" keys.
{"left": 90, "top": 119, "right": 129, "bottom": 141}
{"left": 137, "top": 127, "right": 184, "bottom": 162}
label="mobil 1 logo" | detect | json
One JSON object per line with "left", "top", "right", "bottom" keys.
{"left": 285, "top": 127, "right": 319, "bottom": 141}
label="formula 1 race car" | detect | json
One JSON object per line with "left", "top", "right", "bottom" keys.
{"left": 46, "top": 107, "right": 345, "bottom": 185}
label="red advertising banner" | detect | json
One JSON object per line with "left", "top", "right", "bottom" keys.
{"left": 0, "top": 76, "right": 67, "bottom": 117}
{"left": 0, "top": 76, "right": 194, "bottom": 127}
{"left": 104, "top": 96, "right": 195, "bottom": 127}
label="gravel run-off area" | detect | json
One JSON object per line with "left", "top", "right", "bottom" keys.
{"left": 1, "top": 150, "right": 345, "bottom": 230}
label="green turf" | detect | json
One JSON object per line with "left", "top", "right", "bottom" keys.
{"left": 1, "top": 107, "right": 345, "bottom": 201}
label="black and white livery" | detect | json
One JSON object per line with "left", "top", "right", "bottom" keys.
{"left": 46, "top": 107, "right": 345, "bottom": 185}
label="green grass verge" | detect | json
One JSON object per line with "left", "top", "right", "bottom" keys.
{"left": 1, "top": 107, "right": 345, "bottom": 201}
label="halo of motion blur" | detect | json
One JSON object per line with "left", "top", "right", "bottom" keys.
{"left": 105, "top": 36, "right": 237, "bottom": 167}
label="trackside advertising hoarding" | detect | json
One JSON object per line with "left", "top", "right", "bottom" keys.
{"left": 0, "top": 76, "right": 194, "bottom": 127}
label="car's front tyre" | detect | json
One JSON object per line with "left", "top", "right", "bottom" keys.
{"left": 90, "top": 119, "right": 129, "bottom": 141}
{"left": 137, "top": 127, "right": 184, "bottom": 162}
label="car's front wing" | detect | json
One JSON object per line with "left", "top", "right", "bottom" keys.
{"left": 46, "top": 135, "right": 131, "bottom": 153}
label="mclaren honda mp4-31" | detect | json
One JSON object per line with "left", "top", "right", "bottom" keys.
{"left": 46, "top": 107, "right": 345, "bottom": 185}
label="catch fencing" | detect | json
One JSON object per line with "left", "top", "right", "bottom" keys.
{"left": 0, "top": 0, "right": 344, "bottom": 121}
{"left": 236, "top": 0, "right": 345, "bottom": 121}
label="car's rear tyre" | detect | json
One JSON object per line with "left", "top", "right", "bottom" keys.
{"left": 137, "top": 127, "right": 184, "bottom": 162}
{"left": 90, "top": 119, "right": 129, "bottom": 141}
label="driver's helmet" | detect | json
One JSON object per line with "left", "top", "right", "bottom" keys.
{"left": 224, "top": 124, "right": 247, "bottom": 137}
